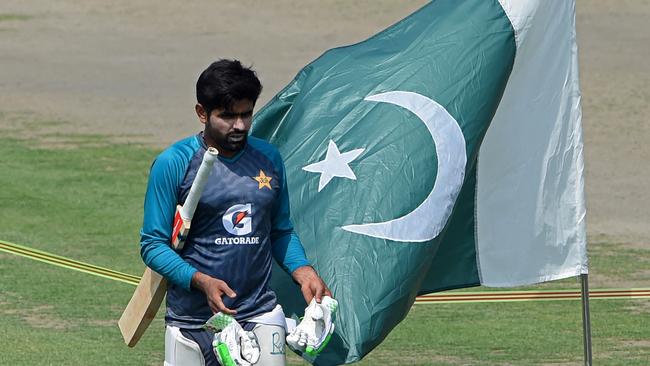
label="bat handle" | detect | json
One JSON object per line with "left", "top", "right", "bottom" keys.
{"left": 180, "top": 147, "right": 219, "bottom": 220}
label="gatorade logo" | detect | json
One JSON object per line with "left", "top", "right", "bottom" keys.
{"left": 222, "top": 203, "right": 253, "bottom": 236}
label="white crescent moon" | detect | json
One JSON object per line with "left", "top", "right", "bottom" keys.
{"left": 342, "top": 91, "right": 467, "bottom": 242}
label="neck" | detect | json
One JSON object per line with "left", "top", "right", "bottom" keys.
{"left": 201, "top": 132, "right": 238, "bottom": 158}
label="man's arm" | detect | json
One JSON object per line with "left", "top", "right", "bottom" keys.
{"left": 140, "top": 151, "right": 197, "bottom": 290}
{"left": 270, "top": 230, "right": 331, "bottom": 303}
{"left": 142, "top": 147, "right": 240, "bottom": 316}
{"left": 291, "top": 265, "right": 332, "bottom": 303}
{"left": 270, "top": 155, "right": 331, "bottom": 303}
{"left": 120, "top": 147, "right": 200, "bottom": 347}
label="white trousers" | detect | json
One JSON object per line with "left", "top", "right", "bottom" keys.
{"left": 164, "top": 323, "right": 287, "bottom": 366}
{"left": 164, "top": 325, "right": 204, "bottom": 366}
{"left": 250, "top": 323, "right": 286, "bottom": 366}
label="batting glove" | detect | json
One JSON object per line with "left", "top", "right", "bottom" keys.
{"left": 204, "top": 313, "right": 260, "bottom": 366}
{"left": 286, "top": 296, "right": 338, "bottom": 357}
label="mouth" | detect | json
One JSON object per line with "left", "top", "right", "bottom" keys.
{"left": 228, "top": 133, "right": 246, "bottom": 143}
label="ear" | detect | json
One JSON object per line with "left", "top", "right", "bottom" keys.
{"left": 195, "top": 104, "right": 208, "bottom": 125}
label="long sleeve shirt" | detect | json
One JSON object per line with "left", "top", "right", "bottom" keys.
{"left": 140, "top": 133, "right": 309, "bottom": 327}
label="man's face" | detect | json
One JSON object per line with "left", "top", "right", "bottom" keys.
{"left": 197, "top": 99, "right": 255, "bottom": 157}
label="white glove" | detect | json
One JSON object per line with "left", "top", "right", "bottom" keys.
{"left": 286, "top": 296, "right": 338, "bottom": 357}
{"left": 205, "top": 313, "right": 260, "bottom": 366}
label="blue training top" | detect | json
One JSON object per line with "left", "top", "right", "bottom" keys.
{"left": 140, "top": 133, "right": 309, "bottom": 328}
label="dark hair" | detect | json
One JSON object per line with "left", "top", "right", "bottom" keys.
{"left": 196, "top": 59, "right": 262, "bottom": 115}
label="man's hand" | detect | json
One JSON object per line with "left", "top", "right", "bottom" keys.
{"left": 191, "top": 271, "right": 237, "bottom": 315}
{"left": 286, "top": 296, "right": 338, "bottom": 356}
{"left": 291, "top": 265, "right": 332, "bottom": 304}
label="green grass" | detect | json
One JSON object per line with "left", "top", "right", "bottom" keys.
{"left": 0, "top": 136, "right": 648, "bottom": 365}
{"left": 0, "top": 14, "right": 32, "bottom": 22}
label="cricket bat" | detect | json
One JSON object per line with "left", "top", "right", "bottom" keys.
{"left": 118, "top": 147, "right": 219, "bottom": 347}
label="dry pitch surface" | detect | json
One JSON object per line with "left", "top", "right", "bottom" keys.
{"left": 1, "top": 1, "right": 648, "bottom": 257}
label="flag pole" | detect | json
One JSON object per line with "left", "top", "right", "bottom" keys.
{"left": 580, "top": 274, "right": 593, "bottom": 366}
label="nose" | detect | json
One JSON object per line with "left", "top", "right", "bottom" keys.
{"left": 232, "top": 116, "right": 246, "bottom": 130}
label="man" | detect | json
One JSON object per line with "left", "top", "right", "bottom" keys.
{"left": 140, "top": 59, "right": 331, "bottom": 365}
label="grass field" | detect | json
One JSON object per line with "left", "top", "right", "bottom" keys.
{"left": 0, "top": 135, "right": 648, "bottom": 365}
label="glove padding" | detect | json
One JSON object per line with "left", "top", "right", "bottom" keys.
{"left": 205, "top": 313, "right": 260, "bottom": 366}
{"left": 286, "top": 296, "right": 338, "bottom": 357}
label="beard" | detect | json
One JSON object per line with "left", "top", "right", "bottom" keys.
{"left": 224, "top": 131, "right": 248, "bottom": 152}
{"left": 204, "top": 115, "right": 250, "bottom": 155}
{"left": 205, "top": 129, "right": 248, "bottom": 154}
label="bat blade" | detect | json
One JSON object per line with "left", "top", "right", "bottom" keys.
{"left": 118, "top": 268, "right": 167, "bottom": 347}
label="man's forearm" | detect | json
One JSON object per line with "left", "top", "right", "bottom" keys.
{"left": 141, "top": 239, "right": 197, "bottom": 290}
{"left": 191, "top": 271, "right": 213, "bottom": 292}
{"left": 271, "top": 231, "right": 310, "bottom": 273}
{"left": 291, "top": 265, "right": 332, "bottom": 304}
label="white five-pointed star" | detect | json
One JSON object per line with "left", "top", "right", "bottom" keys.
{"left": 302, "top": 140, "right": 365, "bottom": 192}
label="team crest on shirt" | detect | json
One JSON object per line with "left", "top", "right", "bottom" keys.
{"left": 253, "top": 170, "right": 272, "bottom": 190}
{"left": 216, "top": 203, "right": 260, "bottom": 245}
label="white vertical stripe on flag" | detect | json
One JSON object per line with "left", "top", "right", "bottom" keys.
{"left": 476, "top": 0, "right": 588, "bottom": 286}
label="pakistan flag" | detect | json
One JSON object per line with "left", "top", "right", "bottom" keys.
{"left": 251, "top": 0, "right": 588, "bottom": 364}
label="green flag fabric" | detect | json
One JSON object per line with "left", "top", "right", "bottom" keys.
{"left": 251, "top": 0, "right": 587, "bottom": 364}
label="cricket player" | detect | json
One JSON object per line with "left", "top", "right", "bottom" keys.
{"left": 140, "top": 59, "right": 331, "bottom": 365}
